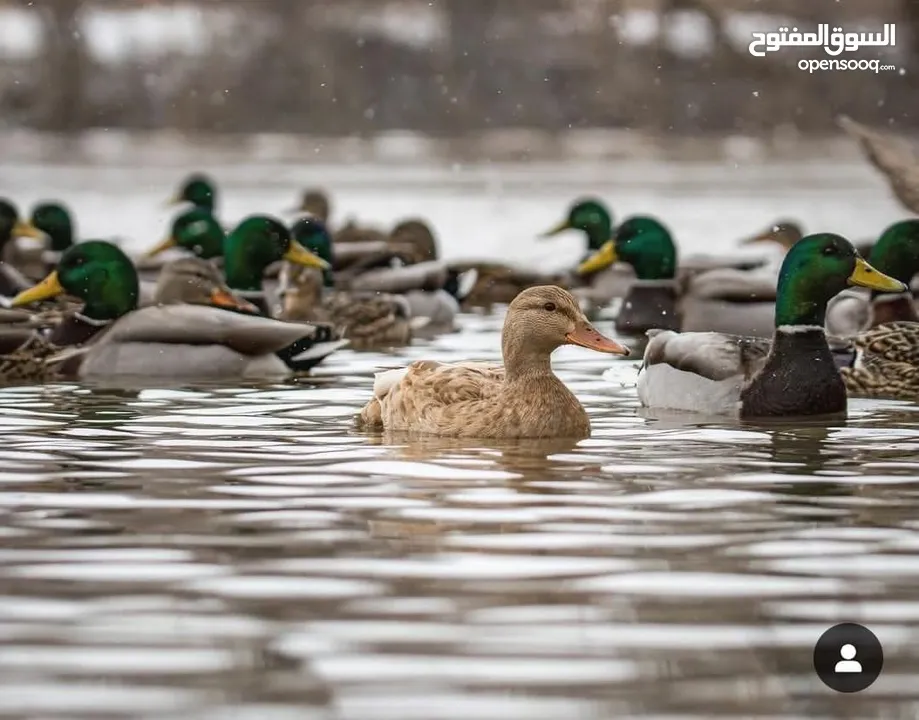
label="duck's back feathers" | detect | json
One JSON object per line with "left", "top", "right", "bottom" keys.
{"left": 840, "top": 321, "right": 919, "bottom": 399}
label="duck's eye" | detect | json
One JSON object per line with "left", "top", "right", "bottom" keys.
{"left": 822, "top": 245, "right": 837, "bottom": 256}
{"left": 543, "top": 302, "right": 557, "bottom": 312}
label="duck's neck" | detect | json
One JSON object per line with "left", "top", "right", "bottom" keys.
{"left": 502, "top": 341, "right": 555, "bottom": 385}
{"left": 741, "top": 326, "right": 846, "bottom": 417}
{"left": 870, "top": 291, "right": 919, "bottom": 327}
{"left": 224, "top": 256, "right": 265, "bottom": 295}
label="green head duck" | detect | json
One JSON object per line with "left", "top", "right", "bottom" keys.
{"left": 774, "top": 233, "right": 905, "bottom": 327}
{"left": 290, "top": 216, "right": 334, "bottom": 288}
{"left": 169, "top": 173, "right": 217, "bottom": 212}
{"left": 12, "top": 240, "right": 139, "bottom": 322}
{"left": 866, "top": 220, "right": 919, "bottom": 292}
{"left": 223, "top": 215, "right": 329, "bottom": 294}
{"left": 30, "top": 202, "right": 76, "bottom": 257}
{"left": 145, "top": 208, "right": 225, "bottom": 260}
{"left": 577, "top": 216, "right": 678, "bottom": 280}
{"left": 541, "top": 198, "right": 613, "bottom": 252}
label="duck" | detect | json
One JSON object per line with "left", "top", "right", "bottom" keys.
{"left": 0, "top": 199, "right": 44, "bottom": 298}
{"left": 576, "top": 215, "right": 683, "bottom": 334}
{"left": 838, "top": 115, "right": 919, "bottom": 216}
{"left": 837, "top": 322, "right": 919, "bottom": 400}
{"left": 169, "top": 172, "right": 218, "bottom": 213}
{"left": 635, "top": 233, "right": 906, "bottom": 418}
{"left": 277, "top": 216, "right": 420, "bottom": 349}
{"left": 143, "top": 207, "right": 225, "bottom": 262}
{"left": 357, "top": 285, "right": 630, "bottom": 438}
{"left": 11, "top": 242, "right": 344, "bottom": 380}
{"left": 826, "top": 219, "right": 919, "bottom": 337}
{"left": 26, "top": 201, "right": 78, "bottom": 277}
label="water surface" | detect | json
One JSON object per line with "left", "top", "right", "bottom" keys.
{"left": 2, "top": 162, "right": 918, "bottom": 718}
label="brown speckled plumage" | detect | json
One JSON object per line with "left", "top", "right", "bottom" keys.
{"left": 840, "top": 321, "right": 919, "bottom": 400}
{"left": 279, "top": 264, "right": 413, "bottom": 350}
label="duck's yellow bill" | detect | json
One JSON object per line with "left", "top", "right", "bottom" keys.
{"left": 165, "top": 193, "right": 183, "bottom": 207}
{"left": 566, "top": 322, "right": 630, "bottom": 356}
{"left": 576, "top": 239, "right": 618, "bottom": 276}
{"left": 284, "top": 239, "right": 330, "bottom": 270}
{"left": 539, "top": 219, "right": 571, "bottom": 238}
{"left": 848, "top": 257, "right": 907, "bottom": 293}
{"left": 143, "top": 236, "right": 177, "bottom": 258}
{"left": 11, "top": 271, "right": 65, "bottom": 307}
{"left": 12, "top": 220, "right": 44, "bottom": 240}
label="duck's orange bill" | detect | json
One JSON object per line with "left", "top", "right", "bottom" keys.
{"left": 209, "top": 288, "right": 258, "bottom": 313}
{"left": 565, "top": 323, "right": 630, "bottom": 356}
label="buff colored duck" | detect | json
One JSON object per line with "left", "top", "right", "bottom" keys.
{"left": 357, "top": 286, "right": 630, "bottom": 438}
{"left": 11, "top": 242, "right": 342, "bottom": 380}
{"left": 636, "top": 234, "right": 905, "bottom": 418}
{"left": 278, "top": 217, "right": 420, "bottom": 349}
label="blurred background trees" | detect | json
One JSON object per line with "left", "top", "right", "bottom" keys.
{"left": 0, "top": 0, "right": 914, "bottom": 136}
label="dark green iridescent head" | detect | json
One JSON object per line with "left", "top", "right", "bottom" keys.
{"left": 867, "top": 220, "right": 919, "bottom": 291}
{"left": 612, "top": 216, "right": 677, "bottom": 280}
{"left": 171, "top": 208, "right": 225, "bottom": 260}
{"left": 172, "top": 173, "right": 217, "bottom": 212}
{"left": 290, "top": 216, "right": 334, "bottom": 288}
{"left": 31, "top": 202, "right": 75, "bottom": 253}
{"left": 223, "top": 215, "right": 328, "bottom": 292}
{"left": 12, "top": 240, "right": 139, "bottom": 321}
{"left": 542, "top": 198, "right": 613, "bottom": 251}
{"left": 775, "top": 233, "right": 906, "bottom": 327}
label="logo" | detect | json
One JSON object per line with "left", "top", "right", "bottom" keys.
{"left": 813, "top": 623, "right": 883, "bottom": 693}
{"left": 749, "top": 24, "right": 896, "bottom": 57}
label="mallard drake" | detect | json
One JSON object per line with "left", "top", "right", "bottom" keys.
{"left": 826, "top": 219, "right": 919, "bottom": 337}
{"left": 838, "top": 115, "right": 919, "bottom": 215}
{"left": 278, "top": 217, "right": 419, "bottom": 349}
{"left": 143, "top": 207, "right": 224, "bottom": 262}
{"left": 27, "top": 201, "right": 78, "bottom": 276}
{"left": 636, "top": 234, "right": 905, "bottom": 417}
{"left": 577, "top": 215, "right": 682, "bottom": 334}
{"left": 0, "top": 199, "right": 44, "bottom": 298}
{"left": 169, "top": 172, "right": 218, "bottom": 213}
{"left": 357, "top": 285, "right": 630, "bottom": 438}
{"left": 837, "top": 322, "right": 919, "bottom": 400}
{"left": 11, "top": 242, "right": 343, "bottom": 380}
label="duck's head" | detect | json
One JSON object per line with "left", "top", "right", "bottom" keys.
{"left": 390, "top": 218, "right": 439, "bottom": 262}
{"left": 295, "top": 188, "right": 331, "bottom": 222}
{"left": 290, "top": 216, "right": 334, "bottom": 287}
{"left": 741, "top": 219, "right": 804, "bottom": 251}
{"left": 169, "top": 173, "right": 217, "bottom": 211}
{"left": 155, "top": 257, "right": 256, "bottom": 312}
{"left": 145, "top": 208, "right": 224, "bottom": 260}
{"left": 541, "top": 198, "right": 613, "bottom": 251}
{"left": 503, "top": 286, "right": 630, "bottom": 369}
{"left": 775, "top": 233, "right": 905, "bottom": 327}
{"left": 0, "top": 198, "right": 43, "bottom": 248}
{"left": 11, "top": 240, "right": 139, "bottom": 321}
{"left": 867, "top": 220, "right": 919, "bottom": 290}
{"left": 577, "top": 216, "right": 677, "bottom": 280}
{"left": 223, "top": 215, "right": 329, "bottom": 292}
{"left": 31, "top": 202, "right": 75, "bottom": 253}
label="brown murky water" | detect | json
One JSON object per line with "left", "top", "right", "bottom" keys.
{"left": 1, "top": 309, "right": 919, "bottom": 719}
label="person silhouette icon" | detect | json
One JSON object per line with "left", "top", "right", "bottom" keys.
{"left": 835, "top": 644, "right": 863, "bottom": 674}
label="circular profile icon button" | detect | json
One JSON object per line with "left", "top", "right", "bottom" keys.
{"left": 814, "top": 623, "right": 883, "bottom": 693}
